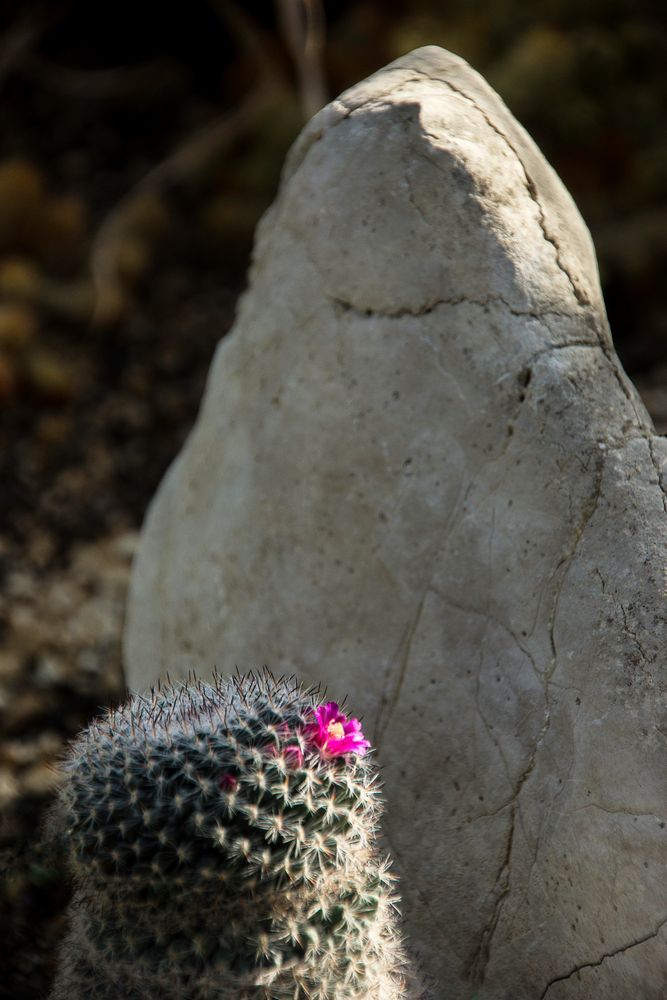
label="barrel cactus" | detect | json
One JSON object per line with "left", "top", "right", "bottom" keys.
{"left": 48, "top": 670, "right": 423, "bottom": 999}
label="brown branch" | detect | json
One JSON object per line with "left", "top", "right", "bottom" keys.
{"left": 276, "top": 0, "right": 328, "bottom": 118}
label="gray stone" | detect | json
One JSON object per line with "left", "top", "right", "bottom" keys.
{"left": 124, "top": 47, "right": 667, "bottom": 999}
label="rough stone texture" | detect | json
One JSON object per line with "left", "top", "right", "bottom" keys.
{"left": 124, "top": 47, "right": 667, "bottom": 1000}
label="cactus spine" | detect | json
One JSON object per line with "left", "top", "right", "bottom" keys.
{"left": 49, "top": 671, "right": 417, "bottom": 999}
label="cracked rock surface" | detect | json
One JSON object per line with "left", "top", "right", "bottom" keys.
{"left": 124, "top": 47, "right": 667, "bottom": 999}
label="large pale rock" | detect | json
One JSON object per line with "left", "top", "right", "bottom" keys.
{"left": 124, "top": 47, "right": 667, "bottom": 999}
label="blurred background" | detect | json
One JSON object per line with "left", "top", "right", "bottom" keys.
{"left": 0, "top": 0, "right": 665, "bottom": 995}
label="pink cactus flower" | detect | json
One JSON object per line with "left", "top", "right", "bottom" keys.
{"left": 219, "top": 772, "right": 238, "bottom": 791}
{"left": 307, "top": 702, "right": 371, "bottom": 758}
{"left": 283, "top": 744, "right": 304, "bottom": 767}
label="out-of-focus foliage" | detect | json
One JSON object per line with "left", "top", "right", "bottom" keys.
{"left": 0, "top": 0, "right": 665, "bottom": 387}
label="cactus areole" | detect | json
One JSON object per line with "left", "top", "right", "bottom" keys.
{"left": 49, "top": 671, "right": 414, "bottom": 999}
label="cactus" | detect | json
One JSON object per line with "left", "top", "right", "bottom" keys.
{"left": 48, "top": 670, "right": 420, "bottom": 999}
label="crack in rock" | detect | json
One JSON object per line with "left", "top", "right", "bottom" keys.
{"left": 547, "top": 463, "right": 604, "bottom": 661}
{"left": 572, "top": 802, "right": 666, "bottom": 823}
{"left": 648, "top": 438, "right": 667, "bottom": 515}
{"left": 619, "top": 602, "right": 650, "bottom": 663}
{"left": 467, "top": 802, "right": 515, "bottom": 984}
{"left": 538, "top": 916, "right": 667, "bottom": 998}
{"left": 408, "top": 66, "right": 588, "bottom": 309}
{"left": 328, "top": 292, "right": 578, "bottom": 322}
{"left": 374, "top": 590, "right": 427, "bottom": 753}
{"left": 470, "top": 455, "right": 606, "bottom": 984}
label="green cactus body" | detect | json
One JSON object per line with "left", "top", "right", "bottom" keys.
{"left": 49, "top": 671, "right": 415, "bottom": 999}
